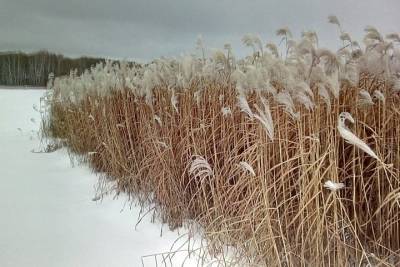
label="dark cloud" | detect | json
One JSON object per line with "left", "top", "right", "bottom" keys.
{"left": 1, "top": 0, "right": 399, "bottom": 61}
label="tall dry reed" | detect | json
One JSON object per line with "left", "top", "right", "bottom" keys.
{"left": 42, "top": 18, "right": 400, "bottom": 266}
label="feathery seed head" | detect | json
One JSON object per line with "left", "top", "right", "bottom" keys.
{"left": 358, "top": 89, "right": 374, "bottom": 106}
{"left": 276, "top": 27, "right": 292, "bottom": 38}
{"left": 373, "top": 90, "right": 385, "bottom": 103}
{"left": 189, "top": 155, "right": 214, "bottom": 179}
{"left": 338, "top": 112, "right": 380, "bottom": 160}
{"left": 237, "top": 94, "right": 254, "bottom": 119}
{"left": 266, "top": 43, "right": 279, "bottom": 58}
{"left": 340, "top": 33, "right": 352, "bottom": 42}
{"left": 339, "top": 111, "right": 355, "bottom": 124}
{"left": 328, "top": 15, "right": 341, "bottom": 27}
{"left": 324, "top": 180, "right": 345, "bottom": 191}
{"left": 386, "top": 33, "right": 400, "bottom": 43}
{"left": 238, "top": 161, "right": 256, "bottom": 176}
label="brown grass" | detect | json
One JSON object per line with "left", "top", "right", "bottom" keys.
{"left": 43, "top": 73, "right": 400, "bottom": 266}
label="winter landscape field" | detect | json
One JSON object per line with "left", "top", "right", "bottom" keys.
{"left": 1, "top": 0, "right": 400, "bottom": 266}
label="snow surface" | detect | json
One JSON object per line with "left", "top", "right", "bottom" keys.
{"left": 0, "top": 89, "right": 215, "bottom": 267}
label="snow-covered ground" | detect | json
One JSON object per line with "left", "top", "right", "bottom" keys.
{"left": 0, "top": 89, "right": 213, "bottom": 267}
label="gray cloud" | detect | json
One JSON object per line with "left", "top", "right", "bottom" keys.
{"left": 1, "top": 0, "right": 399, "bottom": 61}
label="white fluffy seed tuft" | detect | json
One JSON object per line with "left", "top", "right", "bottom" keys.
{"left": 323, "top": 180, "right": 345, "bottom": 191}
{"left": 189, "top": 155, "right": 214, "bottom": 180}
{"left": 238, "top": 161, "right": 256, "bottom": 176}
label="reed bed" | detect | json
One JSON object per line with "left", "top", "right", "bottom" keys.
{"left": 42, "top": 17, "right": 400, "bottom": 266}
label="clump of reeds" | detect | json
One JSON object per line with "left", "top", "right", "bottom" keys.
{"left": 42, "top": 16, "right": 400, "bottom": 266}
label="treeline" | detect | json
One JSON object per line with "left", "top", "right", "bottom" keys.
{"left": 0, "top": 51, "right": 108, "bottom": 87}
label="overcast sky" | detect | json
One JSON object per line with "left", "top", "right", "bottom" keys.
{"left": 1, "top": 0, "right": 399, "bottom": 61}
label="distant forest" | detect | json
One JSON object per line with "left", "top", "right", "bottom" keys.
{"left": 0, "top": 51, "right": 108, "bottom": 87}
